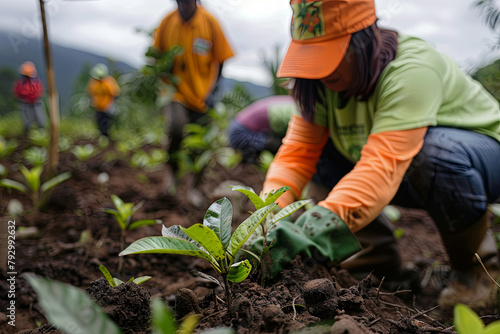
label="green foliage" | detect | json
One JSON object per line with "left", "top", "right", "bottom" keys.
{"left": 0, "top": 165, "right": 71, "bottom": 210}
{"left": 177, "top": 107, "right": 242, "bottom": 178}
{"left": 104, "top": 194, "right": 161, "bottom": 232}
{"left": 120, "top": 197, "right": 277, "bottom": 306}
{"left": 0, "top": 67, "right": 18, "bottom": 116}
{"left": 151, "top": 298, "right": 201, "bottom": 334}
{"left": 231, "top": 186, "right": 310, "bottom": 283}
{"left": 71, "top": 144, "right": 99, "bottom": 163}
{"left": 261, "top": 45, "right": 289, "bottom": 96}
{"left": 454, "top": 303, "right": 500, "bottom": 333}
{"left": 98, "top": 264, "right": 151, "bottom": 287}
{"left": 24, "top": 274, "right": 122, "bottom": 334}
{"left": 28, "top": 128, "right": 50, "bottom": 147}
{"left": 0, "top": 136, "right": 18, "bottom": 160}
{"left": 22, "top": 146, "right": 48, "bottom": 167}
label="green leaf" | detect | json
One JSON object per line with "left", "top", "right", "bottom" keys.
{"left": 0, "top": 179, "right": 28, "bottom": 193}
{"left": 128, "top": 219, "right": 162, "bottom": 231}
{"left": 132, "top": 276, "right": 152, "bottom": 285}
{"left": 98, "top": 265, "right": 116, "bottom": 287}
{"left": 177, "top": 313, "right": 201, "bottom": 334}
{"left": 182, "top": 224, "right": 225, "bottom": 261}
{"left": 203, "top": 198, "right": 233, "bottom": 250}
{"left": 41, "top": 172, "right": 71, "bottom": 193}
{"left": 191, "top": 270, "right": 221, "bottom": 287}
{"left": 264, "top": 186, "right": 291, "bottom": 206}
{"left": 114, "top": 278, "right": 124, "bottom": 286}
{"left": 231, "top": 185, "right": 264, "bottom": 209}
{"left": 227, "top": 260, "right": 252, "bottom": 283}
{"left": 272, "top": 199, "right": 311, "bottom": 226}
{"left": 151, "top": 298, "right": 177, "bottom": 334}
{"left": 454, "top": 303, "right": 484, "bottom": 334}
{"left": 485, "top": 320, "right": 500, "bottom": 334}
{"left": 24, "top": 274, "right": 122, "bottom": 334}
{"left": 230, "top": 203, "right": 277, "bottom": 257}
{"left": 20, "top": 165, "right": 42, "bottom": 193}
{"left": 119, "top": 236, "right": 218, "bottom": 270}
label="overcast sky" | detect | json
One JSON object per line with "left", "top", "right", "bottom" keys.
{"left": 1, "top": 0, "right": 500, "bottom": 86}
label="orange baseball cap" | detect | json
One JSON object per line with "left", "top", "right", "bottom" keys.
{"left": 18, "top": 61, "right": 38, "bottom": 78}
{"left": 278, "top": 0, "right": 377, "bottom": 79}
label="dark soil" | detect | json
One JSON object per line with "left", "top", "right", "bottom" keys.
{"left": 1, "top": 138, "right": 499, "bottom": 334}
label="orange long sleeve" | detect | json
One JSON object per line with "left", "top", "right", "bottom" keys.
{"left": 263, "top": 115, "right": 329, "bottom": 207}
{"left": 319, "top": 127, "right": 427, "bottom": 232}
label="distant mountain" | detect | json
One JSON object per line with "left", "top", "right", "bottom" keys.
{"left": 0, "top": 30, "right": 272, "bottom": 112}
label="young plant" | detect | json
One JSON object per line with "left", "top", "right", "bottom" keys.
{"left": 0, "top": 137, "right": 18, "bottom": 160}
{"left": 231, "top": 185, "right": 311, "bottom": 284}
{"left": 453, "top": 303, "right": 500, "bottom": 333}
{"left": 99, "top": 264, "right": 151, "bottom": 287}
{"left": 0, "top": 165, "right": 71, "bottom": 210}
{"left": 71, "top": 144, "right": 100, "bottom": 170}
{"left": 104, "top": 194, "right": 161, "bottom": 273}
{"left": 120, "top": 197, "right": 277, "bottom": 308}
{"left": 22, "top": 146, "right": 48, "bottom": 167}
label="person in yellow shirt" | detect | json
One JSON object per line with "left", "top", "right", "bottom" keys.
{"left": 86, "top": 63, "right": 120, "bottom": 137}
{"left": 153, "top": 0, "right": 234, "bottom": 195}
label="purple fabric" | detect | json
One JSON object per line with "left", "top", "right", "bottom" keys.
{"left": 235, "top": 95, "right": 294, "bottom": 132}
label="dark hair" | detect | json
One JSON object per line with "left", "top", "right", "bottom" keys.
{"left": 292, "top": 23, "right": 398, "bottom": 121}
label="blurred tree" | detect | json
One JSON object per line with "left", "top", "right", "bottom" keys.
{"left": 0, "top": 67, "right": 18, "bottom": 116}
{"left": 472, "top": 58, "right": 500, "bottom": 101}
{"left": 474, "top": 0, "right": 500, "bottom": 45}
{"left": 261, "top": 45, "right": 289, "bottom": 96}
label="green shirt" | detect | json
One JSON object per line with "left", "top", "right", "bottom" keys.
{"left": 313, "top": 35, "right": 500, "bottom": 162}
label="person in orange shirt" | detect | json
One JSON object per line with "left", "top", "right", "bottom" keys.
{"left": 153, "top": 0, "right": 234, "bottom": 195}
{"left": 254, "top": 0, "right": 500, "bottom": 311}
{"left": 86, "top": 63, "right": 120, "bottom": 137}
{"left": 12, "top": 61, "right": 46, "bottom": 134}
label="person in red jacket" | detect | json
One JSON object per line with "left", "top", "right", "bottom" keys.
{"left": 12, "top": 61, "right": 46, "bottom": 134}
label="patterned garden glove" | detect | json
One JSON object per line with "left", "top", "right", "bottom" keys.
{"left": 251, "top": 205, "right": 361, "bottom": 277}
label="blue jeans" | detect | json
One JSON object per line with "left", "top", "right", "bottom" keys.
{"left": 313, "top": 127, "right": 500, "bottom": 233}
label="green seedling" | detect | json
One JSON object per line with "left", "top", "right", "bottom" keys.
{"left": 0, "top": 165, "right": 71, "bottom": 210}
{"left": 22, "top": 146, "right": 48, "bottom": 167}
{"left": 120, "top": 197, "right": 277, "bottom": 308}
{"left": 104, "top": 194, "right": 161, "bottom": 273}
{"left": 28, "top": 128, "right": 50, "bottom": 147}
{"left": 71, "top": 144, "right": 100, "bottom": 170}
{"left": 454, "top": 303, "right": 500, "bottom": 333}
{"left": 99, "top": 264, "right": 151, "bottom": 287}
{"left": 231, "top": 185, "right": 311, "bottom": 284}
{"left": 0, "top": 137, "right": 18, "bottom": 160}
{"left": 24, "top": 273, "right": 234, "bottom": 334}
{"left": 151, "top": 297, "right": 200, "bottom": 334}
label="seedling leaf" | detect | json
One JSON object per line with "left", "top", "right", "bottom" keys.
{"left": 99, "top": 265, "right": 117, "bottom": 287}
{"left": 177, "top": 313, "right": 201, "bottom": 334}
{"left": 129, "top": 219, "right": 162, "bottom": 231}
{"left": 132, "top": 276, "right": 152, "bottom": 285}
{"left": 41, "top": 172, "right": 71, "bottom": 193}
{"left": 191, "top": 270, "right": 222, "bottom": 287}
{"left": 0, "top": 179, "right": 28, "bottom": 193}
{"left": 231, "top": 185, "right": 264, "bottom": 209}
{"left": 119, "top": 236, "right": 217, "bottom": 269}
{"left": 24, "top": 274, "right": 122, "bottom": 334}
{"left": 230, "top": 203, "right": 277, "bottom": 256}
{"left": 114, "top": 278, "right": 125, "bottom": 286}
{"left": 485, "top": 321, "right": 500, "bottom": 334}
{"left": 454, "top": 303, "right": 484, "bottom": 334}
{"left": 272, "top": 199, "right": 311, "bottom": 226}
{"left": 264, "top": 186, "right": 291, "bottom": 206}
{"left": 151, "top": 298, "right": 177, "bottom": 334}
{"left": 182, "top": 224, "right": 225, "bottom": 261}
{"left": 203, "top": 198, "right": 232, "bottom": 250}
{"left": 227, "top": 260, "right": 252, "bottom": 283}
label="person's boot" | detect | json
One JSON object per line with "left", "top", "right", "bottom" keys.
{"left": 438, "top": 212, "right": 500, "bottom": 309}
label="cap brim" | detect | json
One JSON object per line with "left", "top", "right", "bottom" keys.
{"left": 277, "top": 34, "right": 351, "bottom": 79}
